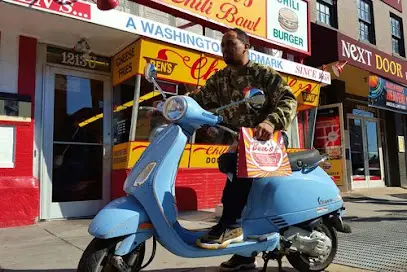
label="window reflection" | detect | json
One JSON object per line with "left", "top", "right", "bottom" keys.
{"left": 53, "top": 75, "right": 103, "bottom": 144}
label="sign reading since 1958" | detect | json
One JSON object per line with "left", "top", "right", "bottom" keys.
{"left": 46, "top": 46, "right": 111, "bottom": 72}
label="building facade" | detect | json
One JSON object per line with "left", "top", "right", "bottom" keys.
{"left": 306, "top": 0, "right": 407, "bottom": 192}
{"left": 0, "top": 0, "right": 330, "bottom": 227}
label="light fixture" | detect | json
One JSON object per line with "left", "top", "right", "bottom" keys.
{"left": 73, "top": 38, "right": 92, "bottom": 61}
{"left": 332, "top": 61, "right": 348, "bottom": 77}
{"left": 97, "top": 0, "right": 119, "bottom": 10}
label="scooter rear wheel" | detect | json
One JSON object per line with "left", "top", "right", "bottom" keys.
{"left": 77, "top": 237, "right": 145, "bottom": 272}
{"left": 286, "top": 223, "right": 337, "bottom": 272}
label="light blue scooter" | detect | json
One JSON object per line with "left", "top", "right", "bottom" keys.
{"left": 78, "top": 63, "right": 351, "bottom": 272}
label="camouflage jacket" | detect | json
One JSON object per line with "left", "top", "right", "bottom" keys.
{"left": 189, "top": 61, "right": 298, "bottom": 131}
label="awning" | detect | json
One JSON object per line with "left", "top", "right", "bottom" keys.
{"left": 307, "top": 23, "right": 407, "bottom": 87}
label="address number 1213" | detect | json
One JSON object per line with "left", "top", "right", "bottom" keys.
{"left": 61, "top": 52, "right": 96, "bottom": 69}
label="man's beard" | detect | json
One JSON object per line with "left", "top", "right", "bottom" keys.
{"left": 224, "top": 57, "right": 239, "bottom": 66}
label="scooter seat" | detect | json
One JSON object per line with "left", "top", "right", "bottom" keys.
{"left": 287, "top": 149, "right": 323, "bottom": 171}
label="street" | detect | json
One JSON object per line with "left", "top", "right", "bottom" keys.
{"left": 0, "top": 188, "right": 406, "bottom": 272}
{"left": 335, "top": 189, "right": 407, "bottom": 272}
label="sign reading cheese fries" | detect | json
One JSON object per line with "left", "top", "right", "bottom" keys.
{"left": 138, "top": 0, "right": 310, "bottom": 54}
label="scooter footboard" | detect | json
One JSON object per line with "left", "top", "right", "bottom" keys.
{"left": 89, "top": 196, "right": 153, "bottom": 239}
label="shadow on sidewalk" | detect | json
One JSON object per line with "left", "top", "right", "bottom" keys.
{"left": 343, "top": 196, "right": 407, "bottom": 206}
{"left": 344, "top": 215, "right": 407, "bottom": 222}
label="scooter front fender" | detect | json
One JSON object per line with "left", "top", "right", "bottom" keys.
{"left": 89, "top": 196, "right": 153, "bottom": 239}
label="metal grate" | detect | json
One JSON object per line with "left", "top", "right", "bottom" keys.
{"left": 334, "top": 220, "right": 407, "bottom": 272}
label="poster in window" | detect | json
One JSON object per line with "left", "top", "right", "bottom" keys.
{"left": 313, "top": 107, "right": 343, "bottom": 185}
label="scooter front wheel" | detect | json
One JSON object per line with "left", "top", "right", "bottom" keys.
{"left": 286, "top": 223, "right": 337, "bottom": 272}
{"left": 78, "top": 237, "right": 145, "bottom": 272}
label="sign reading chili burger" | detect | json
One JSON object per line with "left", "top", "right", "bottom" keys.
{"left": 135, "top": 0, "right": 310, "bottom": 54}
{"left": 338, "top": 33, "right": 407, "bottom": 85}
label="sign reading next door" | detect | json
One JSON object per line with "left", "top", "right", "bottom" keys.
{"left": 338, "top": 33, "right": 407, "bottom": 85}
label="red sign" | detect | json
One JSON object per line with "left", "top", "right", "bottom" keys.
{"left": 14, "top": 0, "right": 91, "bottom": 19}
{"left": 155, "top": 80, "right": 178, "bottom": 94}
{"left": 382, "top": 0, "right": 402, "bottom": 12}
{"left": 338, "top": 33, "right": 407, "bottom": 85}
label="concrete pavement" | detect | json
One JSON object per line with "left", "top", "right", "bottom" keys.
{"left": 0, "top": 217, "right": 369, "bottom": 272}
{"left": 2, "top": 187, "right": 407, "bottom": 272}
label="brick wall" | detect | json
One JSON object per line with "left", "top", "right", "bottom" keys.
{"left": 309, "top": 0, "right": 407, "bottom": 56}
{"left": 111, "top": 168, "right": 226, "bottom": 211}
{"left": 175, "top": 169, "right": 226, "bottom": 211}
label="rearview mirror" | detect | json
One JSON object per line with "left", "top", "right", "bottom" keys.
{"left": 144, "top": 63, "right": 157, "bottom": 83}
{"left": 245, "top": 88, "right": 266, "bottom": 109}
{"left": 143, "top": 63, "right": 167, "bottom": 100}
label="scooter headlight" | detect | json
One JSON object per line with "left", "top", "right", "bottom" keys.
{"left": 163, "top": 96, "right": 187, "bottom": 121}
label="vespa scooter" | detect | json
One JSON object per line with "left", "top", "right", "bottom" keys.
{"left": 78, "top": 63, "right": 351, "bottom": 272}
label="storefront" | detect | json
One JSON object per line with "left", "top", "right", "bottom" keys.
{"left": 0, "top": 0, "right": 329, "bottom": 227}
{"left": 307, "top": 23, "right": 407, "bottom": 192}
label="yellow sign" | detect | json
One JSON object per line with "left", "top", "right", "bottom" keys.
{"left": 287, "top": 75, "right": 321, "bottom": 111}
{"left": 112, "top": 142, "right": 130, "bottom": 170}
{"left": 189, "top": 144, "right": 229, "bottom": 168}
{"left": 137, "top": 39, "right": 226, "bottom": 86}
{"left": 320, "top": 158, "right": 343, "bottom": 186}
{"left": 147, "top": 0, "right": 267, "bottom": 40}
{"left": 112, "top": 41, "right": 141, "bottom": 86}
{"left": 126, "top": 141, "right": 191, "bottom": 169}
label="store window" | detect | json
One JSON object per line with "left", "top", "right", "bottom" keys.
{"left": 297, "top": 109, "right": 318, "bottom": 149}
{"left": 135, "top": 78, "right": 196, "bottom": 141}
{"left": 390, "top": 13, "right": 405, "bottom": 57}
{"left": 112, "top": 78, "right": 136, "bottom": 145}
{"left": 316, "top": 0, "right": 338, "bottom": 28}
{"left": 357, "top": 0, "right": 375, "bottom": 44}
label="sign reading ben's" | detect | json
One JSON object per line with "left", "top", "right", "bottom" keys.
{"left": 137, "top": 39, "right": 227, "bottom": 86}
{"left": 143, "top": 56, "right": 177, "bottom": 76}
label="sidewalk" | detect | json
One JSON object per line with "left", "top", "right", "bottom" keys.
{"left": 3, "top": 187, "right": 404, "bottom": 272}
{"left": 0, "top": 214, "right": 371, "bottom": 272}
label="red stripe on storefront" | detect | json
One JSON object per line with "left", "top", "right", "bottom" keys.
{"left": 0, "top": 36, "right": 39, "bottom": 227}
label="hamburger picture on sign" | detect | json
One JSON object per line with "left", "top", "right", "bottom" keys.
{"left": 267, "top": 0, "right": 308, "bottom": 53}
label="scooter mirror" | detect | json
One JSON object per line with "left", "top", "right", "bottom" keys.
{"left": 245, "top": 88, "right": 266, "bottom": 109}
{"left": 144, "top": 63, "right": 157, "bottom": 83}
{"left": 143, "top": 63, "right": 167, "bottom": 100}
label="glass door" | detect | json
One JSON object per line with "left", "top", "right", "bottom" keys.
{"left": 348, "top": 115, "right": 385, "bottom": 189}
{"left": 41, "top": 66, "right": 112, "bottom": 219}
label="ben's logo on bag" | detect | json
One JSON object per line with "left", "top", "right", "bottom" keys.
{"left": 237, "top": 128, "right": 292, "bottom": 178}
{"left": 250, "top": 141, "right": 283, "bottom": 171}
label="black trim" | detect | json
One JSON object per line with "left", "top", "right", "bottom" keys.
{"left": 0, "top": 92, "right": 31, "bottom": 102}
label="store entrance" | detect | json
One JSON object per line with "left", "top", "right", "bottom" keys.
{"left": 40, "top": 66, "right": 112, "bottom": 219}
{"left": 348, "top": 115, "right": 385, "bottom": 189}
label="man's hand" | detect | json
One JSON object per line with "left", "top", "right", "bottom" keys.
{"left": 255, "top": 122, "right": 274, "bottom": 141}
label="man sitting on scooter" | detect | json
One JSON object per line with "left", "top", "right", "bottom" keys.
{"left": 187, "top": 28, "right": 298, "bottom": 270}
